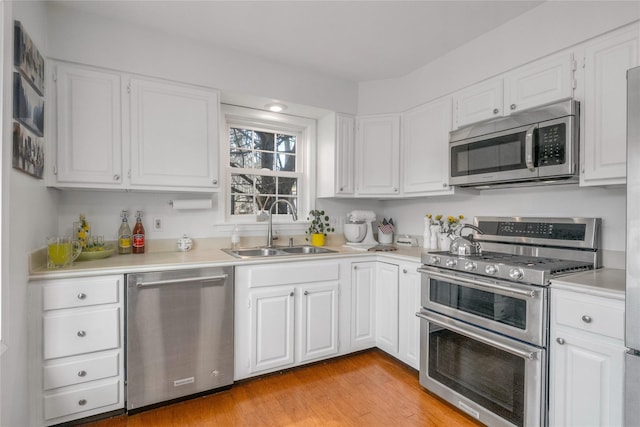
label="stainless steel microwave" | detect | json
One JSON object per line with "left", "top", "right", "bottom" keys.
{"left": 449, "top": 99, "right": 579, "bottom": 188}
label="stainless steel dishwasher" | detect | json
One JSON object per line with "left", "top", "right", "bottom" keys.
{"left": 126, "top": 267, "right": 234, "bottom": 412}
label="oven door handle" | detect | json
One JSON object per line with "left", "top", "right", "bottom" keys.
{"left": 417, "top": 268, "right": 537, "bottom": 298}
{"left": 416, "top": 311, "right": 539, "bottom": 361}
{"left": 525, "top": 124, "right": 538, "bottom": 172}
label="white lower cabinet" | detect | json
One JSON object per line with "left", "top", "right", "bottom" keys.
{"left": 29, "top": 275, "right": 125, "bottom": 426}
{"left": 549, "top": 287, "right": 625, "bottom": 427}
{"left": 350, "top": 261, "right": 377, "bottom": 351}
{"left": 353, "top": 259, "right": 421, "bottom": 370}
{"left": 235, "top": 260, "right": 347, "bottom": 380}
{"left": 397, "top": 261, "right": 421, "bottom": 370}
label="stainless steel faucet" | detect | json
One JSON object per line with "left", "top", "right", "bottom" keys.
{"left": 266, "top": 200, "right": 298, "bottom": 248}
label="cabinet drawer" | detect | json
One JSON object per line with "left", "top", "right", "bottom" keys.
{"left": 44, "top": 307, "right": 120, "bottom": 359}
{"left": 44, "top": 379, "right": 120, "bottom": 420}
{"left": 43, "top": 276, "right": 120, "bottom": 310}
{"left": 44, "top": 352, "right": 119, "bottom": 390}
{"left": 555, "top": 292, "right": 624, "bottom": 339}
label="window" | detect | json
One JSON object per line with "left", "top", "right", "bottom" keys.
{"left": 223, "top": 105, "right": 315, "bottom": 224}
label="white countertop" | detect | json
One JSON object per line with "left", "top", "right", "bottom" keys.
{"left": 550, "top": 268, "right": 626, "bottom": 300}
{"left": 29, "top": 243, "right": 424, "bottom": 280}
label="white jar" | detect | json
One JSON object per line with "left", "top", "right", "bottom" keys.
{"left": 177, "top": 235, "right": 193, "bottom": 252}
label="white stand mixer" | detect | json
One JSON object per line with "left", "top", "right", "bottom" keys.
{"left": 344, "top": 210, "right": 378, "bottom": 250}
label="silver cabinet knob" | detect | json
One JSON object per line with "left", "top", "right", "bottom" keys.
{"left": 442, "top": 183, "right": 448, "bottom": 188}
{"left": 78, "top": 399, "right": 87, "bottom": 406}
{"left": 77, "top": 330, "right": 86, "bottom": 337}
{"left": 556, "top": 337, "right": 565, "bottom": 345}
{"left": 77, "top": 293, "right": 86, "bottom": 300}
{"left": 510, "top": 104, "right": 517, "bottom": 110}
{"left": 354, "top": 265, "right": 358, "bottom": 270}
{"left": 339, "top": 187, "right": 344, "bottom": 192}
{"left": 289, "top": 292, "right": 294, "bottom": 297}
{"left": 304, "top": 290, "right": 309, "bottom": 296}
{"left": 493, "top": 108, "right": 499, "bottom": 115}
{"left": 581, "top": 315, "right": 592, "bottom": 323}
{"left": 113, "top": 174, "right": 120, "bottom": 181}
{"left": 393, "top": 187, "right": 398, "bottom": 193}
{"left": 403, "top": 269, "right": 408, "bottom": 274}
{"left": 78, "top": 370, "right": 87, "bottom": 377}
{"left": 212, "top": 179, "right": 218, "bottom": 185}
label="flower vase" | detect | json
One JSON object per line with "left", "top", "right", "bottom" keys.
{"left": 310, "top": 233, "right": 325, "bottom": 247}
{"left": 430, "top": 225, "right": 440, "bottom": 249}
{"left": 439, "top": 234, "right": 451, "bottom": 252}
{"left": 423, "top": 218, "right": 432, "bottom": 249}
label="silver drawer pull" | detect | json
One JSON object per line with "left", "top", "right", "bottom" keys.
{"left": 78, "top": 399, "right": 87, "bottom": 406}
{"left": 78, "top": 370, "right": 87, "bottom": 377}
{"left": 581, "top": 315, "right": 592, "bottom": 324}
{"left": 77, "top": 293, "right": 87, "bottom": 300}
{"left": 77, "top": 330, "right": 86, "bottom": 338}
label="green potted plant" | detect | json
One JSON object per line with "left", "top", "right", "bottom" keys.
{"left": 305, "top": 209, "right": 335, "bottom": 246}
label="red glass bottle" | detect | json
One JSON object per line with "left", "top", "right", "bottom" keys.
{"left": 132, "top": 211, "right": 145, "bottom": 254}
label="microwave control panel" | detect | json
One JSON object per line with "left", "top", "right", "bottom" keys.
{"left": 537, "top": 123, "right": 566, "bottom": 166}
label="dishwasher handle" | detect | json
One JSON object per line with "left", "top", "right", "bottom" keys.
{"left": 136, "top": 274, "right": 228, "bottom": 288}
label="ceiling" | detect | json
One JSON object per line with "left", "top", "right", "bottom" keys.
{"left": 52, "top": 0, "right": 544, "bottom": 83}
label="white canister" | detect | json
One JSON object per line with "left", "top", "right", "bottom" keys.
{"left": 177, "top": 235, "right": 193, "bottom": 252}
{"left": 423, "top": 218, "right": 432, "bottom": 249}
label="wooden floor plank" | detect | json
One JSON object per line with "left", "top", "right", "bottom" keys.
{"left": 83, "top": 350, "right": 483, "bottom": 427}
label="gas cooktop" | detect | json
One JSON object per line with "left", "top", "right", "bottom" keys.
{"left": 421, "top": 217, "right": 601, "bottom": 286}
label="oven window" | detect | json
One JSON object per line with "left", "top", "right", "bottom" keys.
{"left": 430, "top": 279, "right": 527, "bottom": 330}
{"left": 451, "top": 131, "right": 527, "bottom": 177}
{"left": 429, "top": 325, "right": 525, "bottom": 427}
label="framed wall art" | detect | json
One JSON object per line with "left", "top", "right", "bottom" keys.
{"left": 14, "top": 20, "right": 44, "bottom": 95}
{"left": 12, "top": 21, "right": 45, "bottom": 179}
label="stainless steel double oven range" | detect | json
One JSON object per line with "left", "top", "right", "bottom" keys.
{"left": 417, "top": 216, "right": 601, "bottom": 427}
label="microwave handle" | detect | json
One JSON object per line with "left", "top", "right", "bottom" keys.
{"left": 525, "top": 124, "right": 537, "bottom": 171}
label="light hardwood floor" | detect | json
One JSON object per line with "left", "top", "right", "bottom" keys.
{"left": 84, "top": 350, "right": 483, "bottom": 426}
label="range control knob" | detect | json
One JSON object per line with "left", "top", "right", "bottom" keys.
{"left": 485, "top": 264, "right": 499, "bottom": 275}
{"left": 445, "top": 259, "right": 457, "bottom": 268}
{"left": 429, "top": 256, "right": 441, "bottom": 264}
{"left": 464, "top": 261, "right": 477, "bottom": 271}
{"left": 509, "top": 268, "right": 524, "bottom": 280}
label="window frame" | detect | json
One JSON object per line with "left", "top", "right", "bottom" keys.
{"left": 221, "top": 105, "right": 316, "bottom": 227}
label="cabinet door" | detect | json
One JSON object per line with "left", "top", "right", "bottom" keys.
{"left": 398, "top": 262, "right": 421, "bottom": 369}
{"left": 54, "top": 63, "right": 123, "bottom": 187}
{"left": 504, "top": 53, "right": 574, "bottom": 114}
{"left": 582, "top": 25, "right": 639, "bottom": 186}
{"left": 351, "top": 262, "right": 376, "bottom": 350}
{"left": 453, "top": 78, "right": 503, "bottom": 129}
{"left": 402, "top": 97, "right": 453, "bottom": 195}
{"left": 129, "top": 78, "right": 219, "bottom": 190}
{"left": 550, "top": 329, "right": 625, "bottom": 427}
{"left": 355, "top": 115, "right": 400, "bottom": 195}
{"left": 375, "top": 262, "right": 399, "bottom": 354}
{"left": 298, "top": 283, "right": 339, "bottom": 363}
{"left": 249, "top": 287, "right": 295, "bottom": 373}
{"left": 335, "top": 114, "right": 355, "bottom": 195}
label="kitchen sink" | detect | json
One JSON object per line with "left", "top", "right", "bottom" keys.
{"left": 222, "top": 245, "right": 336, "bottom": 258}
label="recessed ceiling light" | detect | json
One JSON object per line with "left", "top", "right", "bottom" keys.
{"left": 266, "top": 103, "right": 287, "bottom": 113}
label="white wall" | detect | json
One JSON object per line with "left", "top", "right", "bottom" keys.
{"left": 358, "top": 1, "right": 640, "bottom": 115}
{"left": 2, "top": 2, "right": 58, "bottom": 426}
{"left": 380, "top": 185, "right": 626, "bottom": 252}
{"left": 44, "top": 3, "right": 359, "bottom": 115}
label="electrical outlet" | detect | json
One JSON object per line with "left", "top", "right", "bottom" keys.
{"left": 153, "top": 217, "right": 163, "bottom": 232}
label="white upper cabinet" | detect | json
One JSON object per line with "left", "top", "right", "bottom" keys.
{"left": 453, "top": 78, "right": 504, "bottom": 129}
{"left": 453, "top": 53, "right": 574, "bottom": 129}
{"left": 128, "top": 78, "right": 220, "bottom": 190}
{"left": 54, "top": 63, "right": 123, "bottom": 188}
{"left": 355, "top": 114, "right": 401, "bottom": 196}
{"left": 401, "top": 96, "right": 454, "bottom": 195}
{"left": 580, "top": 24, "right": 639, "bottom": 186}
{"left": 504, "top": 53, "right": 574, "bottom": 114}
{"left": 51, "top": 61, "right": 220, "bottom": 192}
{"left": 316, "top": 113, "right": 355, "bottom": 197}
